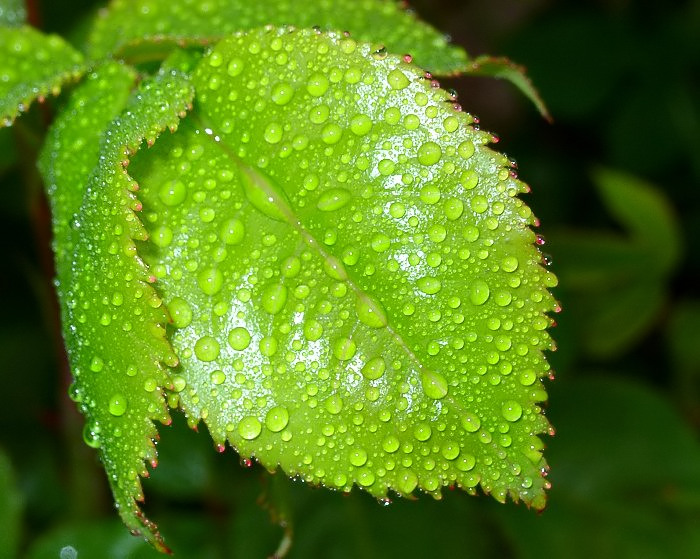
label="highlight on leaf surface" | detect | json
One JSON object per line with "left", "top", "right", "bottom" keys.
{"left": 87, "top": 0, "right": 469, "bottom": 74}
{"left": 0, "top": 26, "right": 84, "bottom": 125}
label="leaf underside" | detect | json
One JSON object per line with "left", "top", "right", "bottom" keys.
{"left": 50, "top": 25, "right": 557, "bottom": 546}
{"left": 0, "top": 26, "right": 84, "bottom": 125}
{"left": 87, "top": 0, "right": 468, "bottom": 74}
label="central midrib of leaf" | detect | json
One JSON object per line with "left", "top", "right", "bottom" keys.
{"left": 195, "top": 111, "right": 455, "bottom": 411}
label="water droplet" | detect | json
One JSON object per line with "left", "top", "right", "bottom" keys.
{"left": 349, "top": 448, "right": 368, "bottom": 467}
{"left": 271, "top": 82, "right": 294, "bottom": 105}
{"left": 240, "top": 166, "right": 290, "bottom": 222}
{"left": 227, "top": 57, "right": 244, "bottom": 76}
{"left": 82, "top": 421, "right": 101, "bottom": 448}
{"left": 382, "top": 435, "right": 400, "bottom": 453}
{"left": 371, "top": 233, "right": 391, "bottom": 252}
{"left": 519, "top": 369, "right": 536, "bottom": 386}
{"left": 238, "top": 416, "right": 262, "bottom": 440}
{"left": 417, "top": 141, "right": 442, "bottom": 166}
{"left": 259, "top": 336, "right": 278, "bottom": 357}
{"left": 172, "top": 376, "right": 187, "bottom": 392}
{"left": 304, "top": 319, "right": 323, "bottom": 341}
{"left": 361, "top": 356, "right": 386, "bottom": 380}
{"left": 323, "top": 255, "right": 348, "bottom": 280}
{"left": 350, "top": 113, "right": 372, "bottom": 136}
{"left": 210, "top": 370, "right": 226, "bottom": 385}
{"left": 198, "top": 267, "right": 223, "bottom": 295}
{"left": 358, "top": 470, "right": 375, "bottom": 487}
{"left": 261, "top": 284, "right": 287, "bottom": 315}
{"left": 417, "top": 277, "right": 441, "bottom": 295}
{"left": 397, "top": 469, "right": 418, "bottom": 494}
{"left": 387, "top": 68, "right": 410, "bottom": 90}
{"left": 458, "top": 140, "right": 475, "bottom": 159}
{"left": 220, "top": 218, "right": 245, "bottom": 245}
{"left": 263, "top": 121, "right": 283, "bottom": 144}
{"left": 470, "top": 195, "right": 488, "bottom": 214}
{"left": 195, "top": 336, "right": 220, "bottom": 362}
{"left": 265, "top": 406, "right": 289, "bottom": 432}
{"left": 317, "top": 188, "right": 351, "bottom": 211}
{"left": 461, "top": 412, "right": 481, "bottom": 433}
{"left": 502, "top": 400, "right": 523, "bottom": 422}
{"left": 108, "top": 393, "right": 127, "bottom": 416}
{"left": 356, "top": 295, "right": 388, "bottom": 328}
{"left": 333, "top": 337, "right": 356, "bottom": 361}
{"left": 90, "top": 356, "right": 104, "bottom": 372}
{"left": 444, "top": 198, "right": 464, "bottom": 220}
{"left": 421, "top": 370, "right": 448, "bottom": 399}
{"left": 228, "top": 326, "right": 251, "bottom": 350}
{"left": 325, "top": 394, "right": 343, "bottom": 414}
{"left": 441, "top": 440, "right": 460, "bottom": 460}
{"left": 321, "top": 123, "right": 343, "bottom": 144}
{"left": 159, "top": 179, "right": 186, "bottom": 206}
{"left": 469, "top": 280, "right": 490, "bottom": 305}
{"left": 151, "top": 225, "right": 173, "bottom": 247}
{"left": 413, "top": 422, "right": 432, "bottom": 441}
{"left": 501, "top": 256, "right": 519, "bottom": 272}
{"left": 306, "top": 73, "right": 329, "bottom": 96}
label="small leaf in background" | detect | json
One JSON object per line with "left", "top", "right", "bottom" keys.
{"left": 495, "top": 377, "right": 700, "bottom": 559}
{"left": 0, "top": 0, "right": 25, "bottom": 27}
{"left": 86, "top": 0, "right": 469, "bottom": 74}
{"left": 0, "top": 26, "right": 84, "bottom": 126}
{"left": 668, "top": 301, "right": 700, "bottom": 426}
{"left": 465, "top": 55, "right": 551, "bottom": 121}
{"left": 0, "top": 448, "right": 23, "bottom": 559}
{"left": 547, "top": 169, "right": 681, "bottom": 359}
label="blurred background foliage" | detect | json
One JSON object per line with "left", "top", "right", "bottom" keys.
{"left": 1, "top": 0, "right": 699, "bottom": 557}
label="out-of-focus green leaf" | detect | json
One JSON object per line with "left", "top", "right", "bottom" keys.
{"left": 547, "top": 169, "right": 681, "bottom": 358}
{"left": 86, "top": 0, "right": 469, "bottom": 74}
{"left": 668, "top": 301, "right": 700, "bottom": 422}
{"left": 0, "top": 26, "right": 84, "bottom": 126}
{"left": 592, "top": 168, "right": 681, "bottom": 274}
{"left": 496, "top": 377, "right": 700, "bottom": 559}
{"left": 27, "top": 516, "right": 220, "bottom": 559}
{"left": 0, "top": 0, "right": 25, "bottom": 27}
{"left": 0, "top": 448, "right": 22, "bottom": 559}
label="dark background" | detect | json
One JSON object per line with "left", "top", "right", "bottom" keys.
{"left": 1, "top": 0, "right": 699, "bottom": 557}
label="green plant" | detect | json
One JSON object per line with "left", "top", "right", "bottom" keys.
{"left": 1, "top": 0, "right": 557, "bottom": 552}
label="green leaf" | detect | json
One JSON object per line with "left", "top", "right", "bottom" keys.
{"left": 496, "top": 377, "right": 700, "bottom": 559}
{"left": 547, "top": 169, "right": 681, "bottom": 358}
{"left": 465, "top": 56, "right": 551, "bottom": 121}
{"left": 0, "top": 26, "right": 85, "bottom": 126}
{"left": 86, "top": 0, "right": 468, "bottom": 74}
{"left": 121, "top": 27, "right": 555, "bottom": 523}
{"left": 668, "top": 301, "right": 700, "bottom": 418}
{"left": 0, "top": 448, "right": 23, "bottom": 559}
{"left": 39, "top": 61, "right": 137, "bottom": 316}
{"left": 0, "top": 0, "right": 25, "bottom": 27}
{"left": 60, "top": 68, "right": 194, "bottom": 550}
{"left": 592, "top": 167, "right": 682, "bottom": 274}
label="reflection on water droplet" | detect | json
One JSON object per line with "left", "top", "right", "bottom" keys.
{"left": 265, "top": 406, "right": 289, "bottom": 432}
{"left": 317, "top": 188, "right": 351, "bottom": 211}
{"left": 108, "top": 393, "right": 127, "bottom": 416}
{"left": 238, "top": 416, "right": 262, "bottom": 440}
{"left": 421, "top": 370, "right": 448, "bottom": 399}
